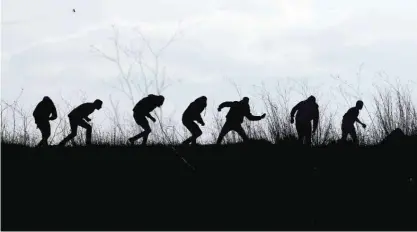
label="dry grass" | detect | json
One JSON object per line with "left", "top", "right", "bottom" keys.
{"left": 2, "top": 81, "right": 416, "bottom": 147}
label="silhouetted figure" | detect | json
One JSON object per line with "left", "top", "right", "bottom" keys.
{"left": 290, "top": 95, "right": 319, "bottom": 146}
{"left": 128, "top": 94, "right": 165, "bottom": 145}
{"left": 381, "top": 128, "right": 405, "bottom": 146}
{"left": 216, "top": 97, "right": 266, "bottom": 144}
{"left": 33, "top": 96, "right": 57, "bottom": 147}
{"left": 341, "top": 100, "right": 366, "bottom": 144}
{"left": 182, "top": 96, "right": 207, "bottom": 145}
{"left": 58, "top": 99, "right": 103, "bottom": 146}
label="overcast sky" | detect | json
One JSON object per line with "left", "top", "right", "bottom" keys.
{"left": 1, "top": 0, "right": 417, "bottom": 141}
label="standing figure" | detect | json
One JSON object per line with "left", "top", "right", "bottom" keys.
{"left": 290, "top": 95, "right": 319, "bottom": 146}
{"left": 341, "top": 100, "right": 366, "bottom": 144}
{"left": 58, "top": 99, "right": 103, "bottom": 146}
{"left": 216, "top": 97, "right": 266, "bottom": 144}
{"left": 128, "top": 94, "right": 165, "bottom": 145}
{"left": 182, "top": 96, "right": 207, "bottom": 145}
{"left": 33, "top": 96, "right": 57, "bottom": 147}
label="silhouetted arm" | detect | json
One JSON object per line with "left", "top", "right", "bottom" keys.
{"left": 145, "top": 112, "right": 156, "bottom": 122}
{"left": 218, "top": 101, "right": 236, "bottom": 111}
{"left": 33, "top": 104, "right": 39, "bottom": 117}
{"left": 355, "top": 117, "right": 366, "bottom": 128}
{"left": 196, "top": 114, "right": 205, "bottom": 125}
{"left": 312, "top": 105, "right": 319, "bottom": 133}
{"left": 290, "top": 102, "right": 301, "bottom": 122}
{"left": 84, "top": 116, "right": 91, "bottom": 122}
{"left": 245, "top": 108, "right": 264, "bottom": 121}
{"left": 49, "top": 102, "right": 57, "bottom": 120}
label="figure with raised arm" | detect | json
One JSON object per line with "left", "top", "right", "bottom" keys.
{"left": 216, "top": 97, "right": 266, "bottom": 144}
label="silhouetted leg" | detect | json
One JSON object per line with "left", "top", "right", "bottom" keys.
{"left": 77, "top": 119, "right": 92, "bottom": 145}
{"left": 233, "top": 124, "right": 249, "bottom": 142}
{"left": 305, "top": 123, "right": 312, "bottom": 146}
{"left": 296, "top": 121, "right": 306, "bottom": 145}
{"left": 296, "top": 121, "right": 312, "bottom": 146}
{"left": 59, "top": 117, "right": 79, "bottom": 146}
{"left": 129, "top": 114, "right": 151, "bottom": 145}
{"left": 341, "top": 124, "right": 348, "bottom": 142}
{"left": 142, "top": 130, "right": 150, "bottom": 145}
{"left": 182, "top": 137, "right": 192, "bottom": 145}
{"left": 191, "top": 124, "right": 203, "bottom": 145}
{"left": 182, "top": 119, "right": 193, "bottom": 145}
{"left": 36, "top": 120, "right": 50, "bottom": 147}
{"left": 351, "top": 127, "right": 358, "bottom": 144}
{"left": 216, "top": 121, "right": 232, "bottom": 144}
{"left": 183, "top": 120, "right": 202, "bottom": 145}
{"left": 342, "top": 124, "right": 356, "bottom": 144}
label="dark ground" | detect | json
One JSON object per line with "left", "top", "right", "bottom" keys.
{"left": 2, "top": 139, "right": 416, "bottom": 230}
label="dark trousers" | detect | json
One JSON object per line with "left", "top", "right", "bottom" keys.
{"left": 216, "top": 121, "right": 248, "bottom": 144}
{"left": 129, "top": 112, "right": 151, "bottom": 145}
{"left": 35, "top": 119, "right": 51, "bottom": 147}
{"left": 59, "top": 116, "right": 92, "bottom": 146}
{"left": 296, "top": 120, "right": 312, "bottom": 145}
{"left": 341, "top": 123, "right": 357, "bottom": 144}
{"left": 182, "top": 118, "right": 202, "bottom": 145}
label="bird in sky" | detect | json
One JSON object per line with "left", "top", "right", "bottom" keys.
{"left": 72, "top": 9, "right": 76, "bottom": 13}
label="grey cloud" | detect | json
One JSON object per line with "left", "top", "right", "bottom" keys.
{"left": 2, "top": 0, "right": 417, "bottom": 133}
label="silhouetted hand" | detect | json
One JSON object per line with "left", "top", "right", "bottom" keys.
{"left": 49, "top": 115, "right": 57, "bottom": 121}
{"left": 85, "top": 118, "right": 91, "bottom": 122}
{"left": 217, "top": 107, "right": 222, "bottom": 112}
{"left": 290, "top": 117, "right": 294, "bottom": 124}
{"left": 151, "top": 117, "right": 156, "bottom": 122}
{"left": 200, "top": 122, "right": 205, "bottom": 126}
{"left": 260, "top": 113, "right": 266, "bottom": 119}
{"left": 362, "top": 123, "right": 366, "bottom": 129}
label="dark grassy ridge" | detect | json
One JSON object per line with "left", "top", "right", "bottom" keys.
{"left": 2, "top": 139, "right": 416, "bottom": 230}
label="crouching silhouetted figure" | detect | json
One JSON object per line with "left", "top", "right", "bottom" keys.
{"left": 182, "top": 96, "right": 207, "bottom": 145}
{"left": 290, "top": 95, "right": 319, "bottom": 146}
{"left": 341, "top": 100, "right": 366, "bottom": 144}
{"left": 216, "top": 97, "right": 266, "bottom": 144}
{"left": 33, "top": 96, "right": 57, "bottom": 147}
{"left": 58, "top": 99, "right": 103, "bottom": 146}
{"left": 128, "top": 94, "right": 165, "bottom": 145}
{"left": 381, "top": 128, "right": 405, "bottom": 146}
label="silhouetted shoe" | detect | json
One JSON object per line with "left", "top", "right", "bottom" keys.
{"left": 57, "top": 142, "right": 66, "bottom": 147}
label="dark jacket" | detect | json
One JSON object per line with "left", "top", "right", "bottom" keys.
{"left": 291, "top": 100, "right": 319, "bottom": 127}
{"left": 33, "top": 98, "right": 57, "bottom": 122}
{"left": 133, "top": 95, "right": 162, "bottom": 115}
{"left": 68, "top": 103, "right": 96, "bottom": 120}
{"left": 219, "top": 101, "right": 262, "bottom": 124}
{"left": 182, "top": 97, "right": 206, "bottom": 124}
{"left": 342, "top": 107, "right": 360, "bottom": 126}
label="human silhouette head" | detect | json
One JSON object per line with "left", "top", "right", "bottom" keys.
{"left": 199, "top": 96, "right": 207, "bottom": 102}
{"left": 356, "top": 100, "right": 364, "bottom": 110}
{"left": 93, "top": 99, "right": 103, "bottom": 109}
{"left": 196, "top": 96, "right": 207, "bottom": 105}
{"left": 152, "top": 95, "right": 164, "bottom": 107}
{"left": 242, "top": 97, "right": 249, "bottom": 104}
{"left": 42, "top": 96, "right": 52, "bottom": 102}
{"left": 307, "top": 95, "right": 316, "bottom": 103}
